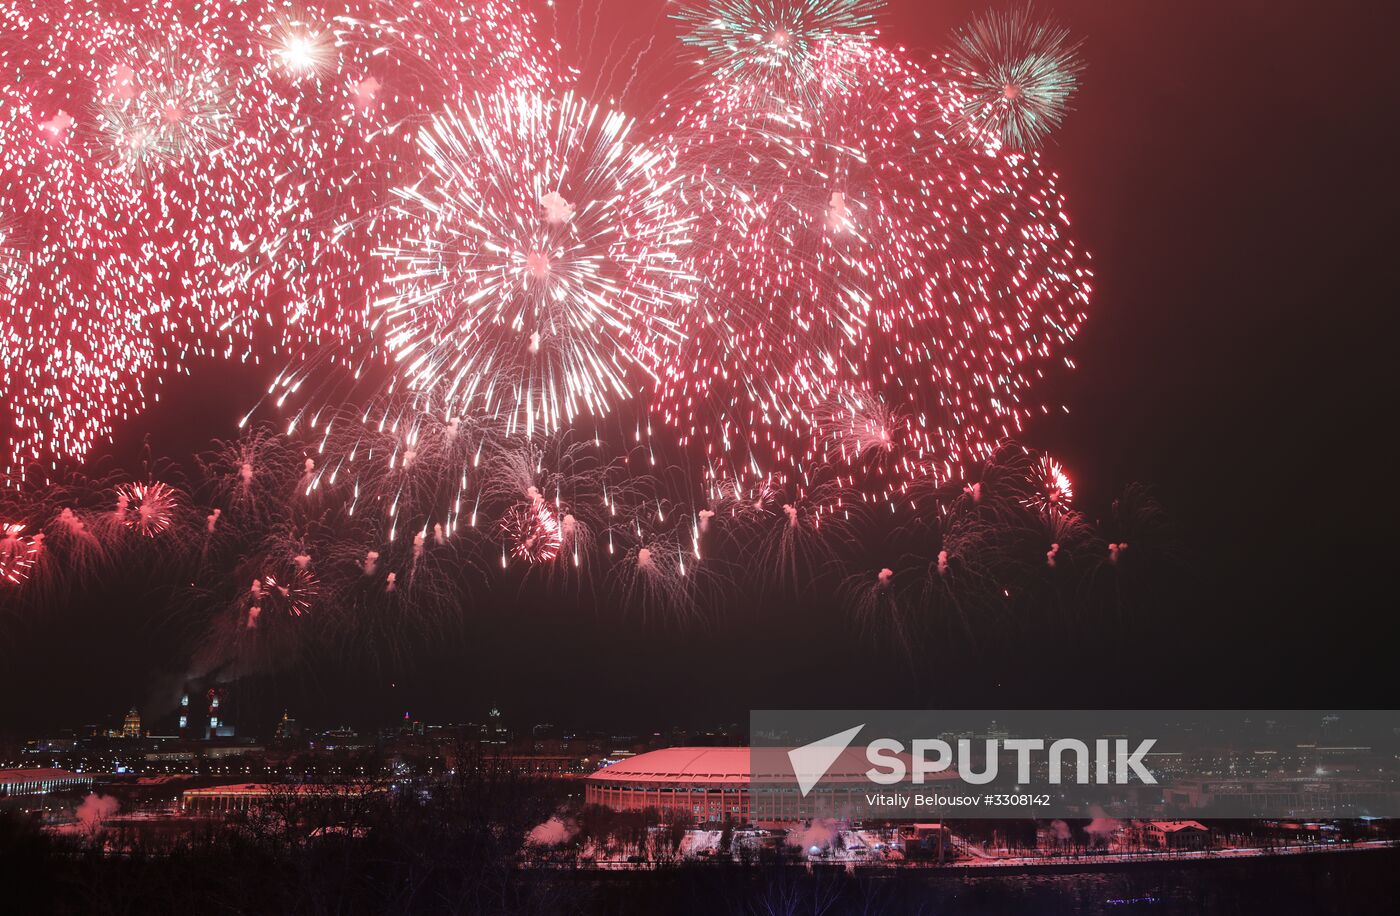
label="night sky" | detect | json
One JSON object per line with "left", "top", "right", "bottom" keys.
{"left": 3, "top": 1, "right": 1395, "bottom": 738}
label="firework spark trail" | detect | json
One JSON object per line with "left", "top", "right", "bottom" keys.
{"left": 0, "top": 3, "right": 165, "bottom": 482}
{"left": 754, "top": 479, "right": 861, "bottom": 594}
{"left": 649, "top": 42, "right": 936, "bottom": 488}
{"left": 46, "top": 504, "right": 106, "bottom": 574}
{"left": 293, "top": 390, "right": 514, "bottom": 564}
{"left": 198, "top": 425, "right": 310, "bottom": 529}
{"left": 610, "top": 520, "right": 714, "bottom": 621}
{"left": 841, "top": 559, "right": 912, "bottom": 653}
{"left": 651, "top": 40, "right": 1090, "bottom": 502}
{"left": 253, "top": 0, "right": 560, "bottom": 418}
{"left": 1, "top": 1, "right": 557, "bottom": 481}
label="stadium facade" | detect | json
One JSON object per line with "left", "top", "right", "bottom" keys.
{"left": 585, "top": 746, "right": 949, "bottom": 825}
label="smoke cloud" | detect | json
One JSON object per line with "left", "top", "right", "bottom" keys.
{"left": 526, "top": 816, "right": 577, "bottom": 846}
{"left": 787, "top": 819, "right": 840, "bottom": 851}
{"left": 74, "top": 793, "right": 120, "bottom": 832}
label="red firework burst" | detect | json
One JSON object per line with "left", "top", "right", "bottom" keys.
{"left": 1024, "top": 455, "right": 1073, "bottom": 516}
{"left": 0, "top": 522, "right": 39, "bottom": 586}
{"left": 500, "top": 501, "right": 562, "bottom": 565}
{"left": 252, "top": 0, "right": 560, "bottom": 419}
{"left": 113, "top": 481, "right": 180, "bottom": 536}
{"left": 256, "top": 560, "right": 320, "bottom": 619}
{"left": 0, "top": 0, "right": 556, "bottom": 481}
{"left": 649, "top": 41, "right": 1090, "bottom": 500}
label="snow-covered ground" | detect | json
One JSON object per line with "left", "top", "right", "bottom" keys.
{"left": 679, "top": 829, "right": 723, "bottom": 858}
{"left": 571, "top": 827, "right": 1395, "bottom": 870}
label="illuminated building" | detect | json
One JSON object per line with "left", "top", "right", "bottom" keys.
{"left": 586, "top": 748, "right": 751, "bottom": 822}
{"left": 1134, "top": 819, "right": 1212, "bottom": 850}
{"left": 0, "top": 768, "right": 94, "bottom": 796}
{"left": 121, "top": 706, "right": 142, "bottom": 738}
{"left": 274, "top": 710, "right": 300, "bottom": 740}
{"left": 585, "top": 746, "right": 943, "bottom": 825}
{"left": 180, "top": 783, "right": 383, "bottom": 815}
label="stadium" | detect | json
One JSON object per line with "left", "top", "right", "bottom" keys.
{"left": 585, "top": 746, "right": 954, "bottom": 825}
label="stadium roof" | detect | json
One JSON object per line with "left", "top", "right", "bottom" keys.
{"left": 589, "top": 748, "right": 750, "bottom": 784}
{"left": 0, "top": 768, "right": 91, "bottom": 784}
{"left": 587, "top": 746, "right": 955, "bottom": 786}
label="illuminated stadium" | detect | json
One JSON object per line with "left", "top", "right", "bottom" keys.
{"left": 585, "top": 746, "right": 952, "bottom": 825}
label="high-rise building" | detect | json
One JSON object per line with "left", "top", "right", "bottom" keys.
{"left": 274, "top": 710, "right": 300, "bottom": 740}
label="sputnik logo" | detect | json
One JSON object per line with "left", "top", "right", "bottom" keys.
{"left": 788, "top": 724, "right": 864, "bottom": 797}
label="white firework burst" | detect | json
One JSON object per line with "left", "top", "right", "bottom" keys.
{"left": 95, "top": 43, "right": 237, "bottom": 176}
{"left": 671, "top": 0, "right": 885, "bottom": 102}
{"left": 948, "top": 3, "right": 1083, "bottom": 151}
{"left": 375, "top": 89, "right": 694, "bottom": 437}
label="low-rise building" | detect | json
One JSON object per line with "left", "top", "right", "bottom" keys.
{"left": 0, "top": 767, "right": 95, "bottom": 796}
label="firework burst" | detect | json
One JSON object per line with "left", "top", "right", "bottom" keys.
{"left": 374, "top": 89, "right": 694, "bottom": 437}
{"left": 948, "top": 3, "right": 1083, "bottom": 151}
{"left": 1024, "top": 454, "right": 1073, "bottom": 516}
{"left": 0, "top": 28, "right": 160, "bottom": 482}
{"left": 0, "top": 3, "right": 1111, "bottom": 655}
{"left": 653, "top": 40, "right": 1089, "bottom": 501}
{"left": 252, "top": 0, "right": 559, "bottom": 424}
{"left": 671, "top": 0, "right": 885, "bottom": 103}
{"left": 94, "top": 42, "right": 237, "bottom": 176}
{"left": 0, "top": 522, "right": 39, "bottom": 586}
{"left": 0, "top": 2, "right": 270, "bottom": 480}
{"left": 650, "top": 42, "right": 935, "bottom": 488}
{"left": 113, "top": 481, "right": 181, "bottom": 537}
{"left": 499, "top": 499, "right": 563, "bottom": 565}
{"left": 2, "top": 0, "right": 559, "bottom": 481}
{"left": 252, "top": 558, "right": 320, "bottom": 623}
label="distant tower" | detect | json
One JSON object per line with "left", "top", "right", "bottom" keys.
{"left": 487, "top": 706, "right": 508, "bottom": 745}
{"left": 204, "top": 687, "right": 232, "bottom": 739}
{"left": 177, "top": 682, "right": 234, "bottom": 739}
{"left": 122, "top": 706, "right": 142, "bottom": 739}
